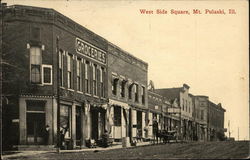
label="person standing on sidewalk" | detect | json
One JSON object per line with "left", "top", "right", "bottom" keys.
{"left": 153, "top": 119, "right": 159, "bottom": 144}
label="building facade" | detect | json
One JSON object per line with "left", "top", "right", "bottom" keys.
{"left": 155, "top": 84, "right": 194, "bottom": 141}
{"left": 3, "top": 5, "right": 109, "bottom": 149}
{"left": 192, "top": 95, "right": 209, "bottom": 141}
{"left": 107, "top": 43, "right": 148, "bottom": 142}
{"left": 207, "top": 101, "right": 226, "bottom": 141}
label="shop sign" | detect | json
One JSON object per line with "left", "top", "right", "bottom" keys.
{"left": 75, "top": 37, "right": 106, "bottom": 64}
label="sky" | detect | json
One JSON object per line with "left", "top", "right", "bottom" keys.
{"left": 3, "top": 0, "right": 249, "bottom": 140}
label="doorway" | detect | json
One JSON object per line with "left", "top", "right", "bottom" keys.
{"left": 27, "top": 113, "right": 45, "bottom": 144}
{"left": 76, "top": 106, "right": 82, "bottom": 146}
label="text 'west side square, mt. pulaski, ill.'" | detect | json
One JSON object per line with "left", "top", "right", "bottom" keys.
{"left": 139, "top": 9, "right": 236, "bottom": 15}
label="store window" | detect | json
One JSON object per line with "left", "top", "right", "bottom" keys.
{"left": 60, "top": 105, "right": 71, "bottom": 138}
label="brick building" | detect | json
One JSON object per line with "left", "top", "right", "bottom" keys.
{"left": 207, "top": 101, "right": 226, "bottom": 141}
{"left": 192, "top": 95, "right": 209, "bottom": 141}
{"left": 107, "top": 43, "right": 148, "bottom": 143}
{"left": 2, "top": 5, "right": 110, "bottom": 149}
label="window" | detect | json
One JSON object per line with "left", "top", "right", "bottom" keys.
{"left": 100, "top": 67, "right": 104, "bottom": 97}
{"left": 129, "top": 84, "right": 133, "bottom": 99}
{"left": 85, "top": 61, "right": 90, "bottom": 93}
{"left": 134, "top": 84, "right": 139, "bottom": 102}
{"left": 112, "top": 78, "right": 118, "bottom": 95}
{"left": 67, "top": 54, "right": 73, "bottom": 89}
{"left": 189, "top": 102, "right": 191, "bottom": 113}
{"left": 120, "top": 80, "right": 126, "bottom": 98}
{"left": 77, "top": 58, "right": 82, "bottom": 91}
{"left": 42, "top": 65, "right": 52, "bottom": 85}
{"left": 201, "top": 110, "right": 204, "bottom": 120}
{"left": 141, "top": 86, "right": 145, "bottom": 104}
{"left": 30, "top": 47, "right": 42, "bottom": 83}
{"left": 185, "top": 100, "right": 188, "bottom": 111}
{"left": 182, "top": 99, "right": 184, "bottom": 110}
{"left": 93, "top": 64, "right": 97, "bottom": 95}
{"left": 114, "top": 106, "right": 121, "bottom": 126}
{"left": 59, "top": 50, "right": 63, "bottom": 87}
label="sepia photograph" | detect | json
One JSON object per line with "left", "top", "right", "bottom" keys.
{"left": 1, "top": 0, "right": 249, "bottom": 159}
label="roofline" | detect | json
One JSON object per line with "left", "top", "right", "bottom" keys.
{"left": 108, "top": 41, "right": 148, "bottom": 66}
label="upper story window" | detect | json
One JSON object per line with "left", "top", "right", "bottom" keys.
{"left": 201, "top": 110, "right": 204, "bottom": 120}
{"left": 85, "top": 61, "right": 90, "bottom": 94}
{"left": 42, "top": 65, "right": 52, "bottom": 85}
{"left": 92, "top": 64, "right": 97, "bottom": 96}
{"left": 182, "top": 99, "right": 184, "bottom": 110}
{"left": 77, "top": 58, "right": 82, "bottom": 91}
{"left": 100, "top": 67, "right": 105, "bottom": 97}
{"left": 134, "top": 84, "right": 139, "bottom": 102}
{"left": 120, "top": 80, "right": 126, "bottom": 98}
{"left": 189, "top": 102, "right": 191, "bottom": 113}
{"left": 141, "top": 86, "right": 145, "bottom": 104}
{"left": 129, "top": 84, "right": 133, "bottom": 99}
{"left": 30, "top": 47, "right": 42, "bottom": 84}
{"left": 112, "top": 78, "right": 119, "bottom": 95}
{"left": 59, "top": 50, "right": 63, "bottom": 87}
{"left": 67, "top": 54, "right": 73, "bottom": 89}
{"left": 185, "top": 100, "right": 188, "bottom": 111}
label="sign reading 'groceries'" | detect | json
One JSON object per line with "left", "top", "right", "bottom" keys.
{"left": 75, "top": 37, "right": 106, "bottom": 64}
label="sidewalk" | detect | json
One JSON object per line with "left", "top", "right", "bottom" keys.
{"left": 2, "top": 141, "right": 152, "bottom": 159}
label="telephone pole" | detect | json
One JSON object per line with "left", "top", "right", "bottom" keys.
{"left": 238, "top": 127, "right": 239, "bottom": 141}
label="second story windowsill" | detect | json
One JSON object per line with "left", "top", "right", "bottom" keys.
{"left": 93, "top": 95, "right": 99, "bottom": 99}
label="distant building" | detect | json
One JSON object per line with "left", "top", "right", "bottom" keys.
{"left": 192, "top": 95, "right": 209, "bottom": 141}
{"left": 207, "top": 101, "right": 226, "bottom": 141}
{"left": 155, "top": 84, "right": 194, "bottom": 141}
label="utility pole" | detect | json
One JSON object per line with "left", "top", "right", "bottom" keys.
{"left": 228, "top": 120, "right": 230, "bottom": 139}
{"left": 238, "top": 127, "right": 239, "bottom": 141}
{"left": 56, "top": 36, "right": 61, "bottom": 153}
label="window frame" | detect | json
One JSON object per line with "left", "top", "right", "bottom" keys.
{"left": 30, "top": 46, "right": 42, "bottom": 84}
{"left": 42, "top": 64, "right": 53, "bottom": 85}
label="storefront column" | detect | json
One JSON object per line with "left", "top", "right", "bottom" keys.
{"left": 19, "top": 98, "right": 27, "bottom": 145}
{"left": 121, "top": 108, "right": 126, "bottom": 137}
{"left": 52, "top": 98, "right": 57, "bottom": 146}
{"left": 142, "top": 112, "right": 145, "bottom": 139}
{"left": 148, "top": 112, "right": 153, "bottom": 138}
{"left": 71, "top": 103, "right": 76, "bottom": 148}
{"left": 131, "top": 109, "right": 137, "bottom": 138}
{"left": 45, "top": 99, "right": 53, "bottom": 145}
{"left": 81, "top": 105, "right": 86, "bottom": 147}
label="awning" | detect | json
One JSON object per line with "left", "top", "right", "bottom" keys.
{"left": 109, "top": 99, "right": 130, "bottom": 110}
